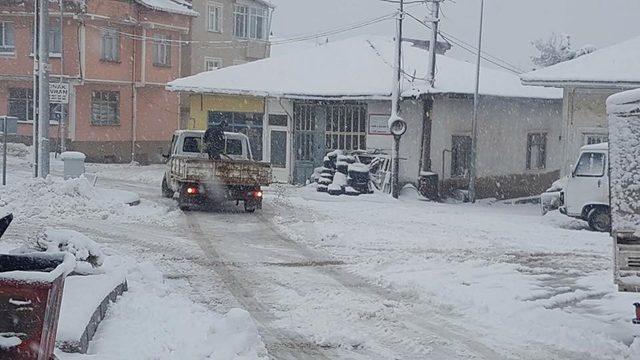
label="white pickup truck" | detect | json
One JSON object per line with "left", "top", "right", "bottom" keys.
{"left": 161, "top": 130, "right": 272, "bottom": 212}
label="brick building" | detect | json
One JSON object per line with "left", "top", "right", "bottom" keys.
{"left": 0, "top": 0, "right": 196, "bottom": 163}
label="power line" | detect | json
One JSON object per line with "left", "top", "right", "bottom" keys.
{"left": 404, "top": 11, "right": 524, "bottom": 74}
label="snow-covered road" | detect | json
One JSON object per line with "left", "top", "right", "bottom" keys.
{"left": 3, "top": 145, "right": 639, "bottom": 359}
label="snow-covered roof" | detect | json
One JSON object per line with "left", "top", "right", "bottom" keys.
{"left": 521, "top": 35, "right": 640, "bottom": 89}
{"left": 135, "top": 0, "right": 198, "bottom": 16}
{"left": 168, "top": 36, "right": 561, "bottom": 100}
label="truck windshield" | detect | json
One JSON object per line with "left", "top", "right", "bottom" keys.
{"left": 575, "top": 152, "right": 605, "bottom": 177}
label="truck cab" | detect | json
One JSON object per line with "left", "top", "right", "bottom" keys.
{"left": 166, "top": 130, "right": 253, "bottom": 161}
{"left": 560, "top": 143, "right": 610, "bottom": 232}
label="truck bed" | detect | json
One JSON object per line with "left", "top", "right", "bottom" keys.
{"left": 171, "top": 157, "right": 272, "bottom": 186}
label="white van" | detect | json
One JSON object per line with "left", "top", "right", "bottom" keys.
{"left": 558, "top": 143, "right": 610, "bottom": 232}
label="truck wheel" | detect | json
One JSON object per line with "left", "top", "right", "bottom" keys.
{"left": 588, "top": 208, "right": 611, "bottom": 232}
{"left": 162, "top": 177, "right": 174, "bottom": 198}
{"left": 244, "top": 203, "right": 257, "bottom": 213}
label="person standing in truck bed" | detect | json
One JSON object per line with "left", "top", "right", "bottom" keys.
{"left": 204, "top": 121, "right": 227, "bottom": 160}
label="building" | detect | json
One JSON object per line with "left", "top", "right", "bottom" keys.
{"left": 0, "top": 0, "right": 196, "bottom": 163}
{"left": 168, "top": 36, "right": 563, "bottom": 199}
{"left": 521, "top": 35, "right": 640, "bottom": 175}
{"left": 178, "top": 0, "right": 273, "bottom": 127}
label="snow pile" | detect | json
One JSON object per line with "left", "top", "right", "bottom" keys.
{"left": 0, "top": 335, "right": 22, "bottom": 350}
{"left": 37, "top": 229, "right": 105, "bottom": 269}
{"left": 0, "top": 176, "right": 178, "bottom": 227}
{"left": 607, "top": 89, "right": 640, "bottom": 232}
{"left": 58, "top": 260, "right": 266, "bottom": 360}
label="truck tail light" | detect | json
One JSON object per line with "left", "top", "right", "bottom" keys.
{"left": 186, "top": 186, "right": 198, "bottom": 195}
{"left": 254, "top": 191, "right": 263, "bottom": 198}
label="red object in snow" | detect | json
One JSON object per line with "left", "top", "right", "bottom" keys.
{"left": 0, "top": 254, "right": 67, "bottom": 360}
{"left": 634, "top": 303, "right": 640, "bottom": 325}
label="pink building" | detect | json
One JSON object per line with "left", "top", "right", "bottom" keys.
{"left": 0, "top": 0, "right": 196, "bottom": 163}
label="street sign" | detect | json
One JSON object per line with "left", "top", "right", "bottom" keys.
{"left": 369, "top": 114, "right": 391, "bottom": 135}
{"left": 49, "top": 83, "right": 69, "bottom": 104}
{"left": 0, "top": 116, "right": 17, "bottom": 135}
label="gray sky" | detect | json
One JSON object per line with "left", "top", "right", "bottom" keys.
{"left": 269, "top": 0, "right": 640, "bottom": 72}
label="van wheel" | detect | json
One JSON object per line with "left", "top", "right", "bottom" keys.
{"left": 162, "top": 177, "right": 174, "bottom": 198}
{"left": 588, "top": 208, "right": 611, "bottom": 232}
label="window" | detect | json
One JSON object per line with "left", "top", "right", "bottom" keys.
{"left": 8, "top": 88, "right": 33, "bottom": 121}
{"left": 183, "top": 136, "right": 202, "bottom": 153}
{"left": 226, "top": 139, "right": 243, "bottom": 156}
{"left": 234, "top": 5, "right": 268, "bottom": 39}
{"left": 204, "top": 57, "right": 222, "bottom": 71}
{"left": 233, "top": 5, "right": 248, "bottom": 38}
{"left": 0, "top": 21, "right": 15, "bottom": 54}
{"left": 49, "top": 19, "right": 62, "bottom": 55}
{"left": 153, "top": 35, "right": 171, "bottom": 66}
{"left": 325, "top": 104, "right": 367, "bottom": 151}
{"left": 526, "top": 132, "right": 547, "bottom": 170}
{"left": 583, "top": 133, "right": 608, "bottom": 146}
{"left": 574, "top": 152, "right": 605, "bottom": 177}
{"left": 101, "top": 28, "right": 120, "bottom": 62}
{"left": 91, "top": 91, "right": 120, "bottom": 125}
{"left": 8, "top": 88, "right": 64, "bottom": 122}
{"left": 249, "top": 7, "right": 267, "bottom": 40}
{"left": 207, "top": 2, "right": 222, "bottom": 32}
{"left": 451, "top": 135, "right": 471, "bottom": 178}
{"left": 207, "top": 111, "right": 263, "bottom": 160}
{"left": 268, "top": 114, "right": 287, "bottom": 127}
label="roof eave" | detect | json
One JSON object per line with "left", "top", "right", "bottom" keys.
{"left": 521, "top": 78, "right": 640, "bottom": 90}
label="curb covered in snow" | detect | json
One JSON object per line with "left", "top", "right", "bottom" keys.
{"left": 57, "top": 273, "right": 128, "bottom": 354}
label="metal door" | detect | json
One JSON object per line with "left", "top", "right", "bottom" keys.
{"left": 293, "top": 103, "right": 318, "bottom": 184}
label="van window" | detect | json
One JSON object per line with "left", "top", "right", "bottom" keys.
{"left": 183, "top": 137, "right": 202, "bottom": 153}
{"left": 575, "top": 152, "right": 605, "bottom": 177}
{"left": 225, "top": 139, "right": 243, "bottom": 156}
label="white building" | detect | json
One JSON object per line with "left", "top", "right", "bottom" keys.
{"left": 168, "top": 36, "right": 562, "bottom": 199}
{"left": 521, "top": 35, "right": 640, "bottom": 175}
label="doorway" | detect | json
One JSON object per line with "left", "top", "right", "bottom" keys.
{"left": 267, "top": 114, "right": 291, "bottom": 183}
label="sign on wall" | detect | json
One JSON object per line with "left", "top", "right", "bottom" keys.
{"left": 49, "top": 83, "right": 69, "bottom": 104}
{"left": 369, "top": 114, "right": 391, "bottom": 135}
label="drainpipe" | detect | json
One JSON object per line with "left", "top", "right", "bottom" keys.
{"left": 131, "top": 23, "right": 138, "bottom": 163}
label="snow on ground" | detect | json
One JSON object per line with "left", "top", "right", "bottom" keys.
{"left": 267, "top": 184, "right": 640, "bottom": 359}
{"left": 1, "top": 147, "right": 266, "bottom": 360}
{"left": 57, "top": 254, "right": 265, "bottom": 360}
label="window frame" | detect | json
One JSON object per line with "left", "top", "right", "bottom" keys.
{"left": 101, "top": 28, "right": 120, "bottom": 62}
{"left": 49, "top": 18, "right": 62, "bottom": 56}
{"left": 526, "top": 132, "right": 547, "bottom": 171}
{"left": 234, "top": 5, "right": 268, "bottom": 40}
{"left": 324, "top": 103, "right": 367, "bottom": 152}
{"left": 207, "top": 2, "right": 223, "bottom": 33}
{"left": 0, "top": 21, "right": 15, "bottom": 55}
{"left": 204, "top": 57, "right": 223, "bottom": 71}
{"left": 153, "top": 34, "right": 172, "bottom": 67}
{"left": 91, "top": 91, "right": 120, "bottom": 126}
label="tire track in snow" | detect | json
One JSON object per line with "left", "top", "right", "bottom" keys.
{"left": 184, "top": 213, "right": 335, "bottom": 360}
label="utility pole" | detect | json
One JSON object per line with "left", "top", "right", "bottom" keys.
{"left": 389, "top": 0, "right": 407, "bottom": 199}
{"left": 426, "top": 0, "right": 441, "bottom": 86}
{"left": 32, "top": 0, "right": 39, "bottom": 177}
{"left": 37, "top": 0, "right": 50, "bottom": 178}
{"left": 468, "top": 0, "right": 484, "bottom": 203}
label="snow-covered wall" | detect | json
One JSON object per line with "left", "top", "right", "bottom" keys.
{"left": 607, "top": 89, "right": 640, "bottom": 233}
{"left": 430, "top": 94, "right": 563, "bottom": 187}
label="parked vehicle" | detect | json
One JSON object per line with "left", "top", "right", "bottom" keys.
{"left": 162, "top": 130, "right": 272, "bottom": 212}
{"left": 607, "top": 89, "right": 640, "bottom": 297}
{"left": 559, "top": 142, "right": 611, "bottom": 232}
